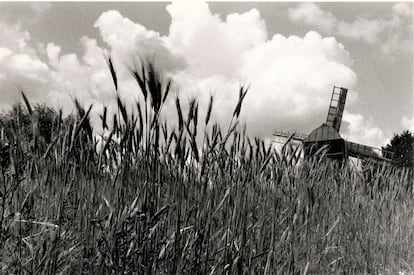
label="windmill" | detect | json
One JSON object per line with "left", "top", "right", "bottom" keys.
{"left": 274, "top": 86, "right": 395, "bottom": 163}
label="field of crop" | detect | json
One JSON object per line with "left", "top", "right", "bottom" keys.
{"left": 0, "top": 60, "right": 413, "bottom": 274}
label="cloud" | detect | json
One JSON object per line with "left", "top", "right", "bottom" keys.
{"left": 288, "top": 2, "right": 413, "bottom": 53}
{"left": 381, "top": 3, "right": 413, "bottom": 54}
{"left": 288, "top": 3, "right": 337, "bottom": 32}
{"left": 46, "top": 43, "right": 61, "bottom": 67}
{"left": 2, "top": 0, "right": 387, "bottom": 147}
{"left": 94, "top": 10, "right": 187, "bottom": 73}
{"left": 0, "top": 20, "right": 113, "bottom": 118}
{"left": 401, "top": 116, "right": 414, "bottom": 131}
{"left": 0, "top": 23, "right": 52, "bottom": 106}
{"left": 392, "top": 3, "right": 412, "bottom": 17}
{"left": 0, "top": 47, "right": 13, "bottom": 62}
{"left": 167, "top": 1, "right": 267, "bottom": 77}
{"left": 238, "top": 31, "right": 356, "bottom": 136}
{"left": 93, "top": 3, "right": 358, "bottom": 138}
{"left": 337, "top": 18, "right": 388, "bottom": 44}
{"left": 342, "top": 111, "right": 385, "bottom": 147}
{"left": 165, "top": 1, "right": 357, "bottom": 135}
{"left": 0, "top": 23, "right": 31, "bottom": 52}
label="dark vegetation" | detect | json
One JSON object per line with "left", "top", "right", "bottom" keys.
{"left": 383, "top": 130, "right": 414, "bottom": 168}
{"left": 0, "top": 58, "right": 413, "bottom": 274}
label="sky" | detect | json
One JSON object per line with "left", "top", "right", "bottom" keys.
{"left": 0, "top": 1, "right": 413, "bottom": 148}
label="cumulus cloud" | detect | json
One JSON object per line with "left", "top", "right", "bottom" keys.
{"left": 288, "top": 3, "right": 337, "bottom": 33}
{"left": 342, "top": 111, "right": 385, "bottom": 147}
{"left": 0, "top": 23, "right": 50, "bottom": 106}
{"left": 0, "top": 20, "right": 113, "bottom": 118}
{"left": 94, "top": 10, "right": 187, "bottom": 73}
{"left": 165, "top": 1, "right": 357, "bottom": 136}
{"left": 46, "top": 43, "right": 61, "bottom": 67}
{"left": 2, "top": 0, "right": 388, "bottom": 147}
{"left": 167, "top": 1, "right": 267, "bottom": 77}
{"left": 288, "top": 2, "right": 413, "bottom": 53}
{"left": 92, "top": 2, "right": 358, "bottom": 138}
{"left": 238, "top": 31, "right": 356, "bottom": 136}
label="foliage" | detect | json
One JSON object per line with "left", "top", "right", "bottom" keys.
{"left": 0, "top": 103, "right": 59, "bottom": 148}
{"left": 0, "top": 60, "right": 413, "bottom": 274}
{"left": 383, "top": 130, "right": 414, "bottom": 168}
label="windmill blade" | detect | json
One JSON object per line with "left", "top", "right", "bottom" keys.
{"left": 326, "top": 86, "right": 348, "bottom": 132}
{"left": 273, "top": 129, "right": 307, "bottom": 143}
{"left": 346, "top": 140, "right": 394, "bottom": 163}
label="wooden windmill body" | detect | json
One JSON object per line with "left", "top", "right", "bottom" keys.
{"left": 274, "top": 86, "right": 394, "bottom": 163}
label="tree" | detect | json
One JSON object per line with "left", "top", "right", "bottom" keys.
{"left": 382, "top": 130, "right": 414, "bottom": 168}
{"left": 0, "top": 103, "right": 57, "bottom": 148}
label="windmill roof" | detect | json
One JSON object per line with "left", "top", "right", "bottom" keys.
{"left": 304, "top": 123, "right": 343, "bottom": 143}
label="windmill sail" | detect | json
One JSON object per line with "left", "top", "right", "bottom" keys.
{"left": 273, "top": 130, "right": 307, "bottom": 142}
{"left": 346, "top": 141, "right": 394, "bottom": 162}
{"left": 326, "top": 86, "right": 348, "bottom": 132}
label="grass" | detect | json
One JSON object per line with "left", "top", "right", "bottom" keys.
{"left": 0, "top": 58, "right": 413, "bottom": 274}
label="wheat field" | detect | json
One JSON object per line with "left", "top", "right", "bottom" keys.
{"left": 0, "top": 60, "right": 413, "bottom": 274}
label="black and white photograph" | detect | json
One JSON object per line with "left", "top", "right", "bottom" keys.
{"left": 0, "top": 0, "right": 413, "bottom": 273}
